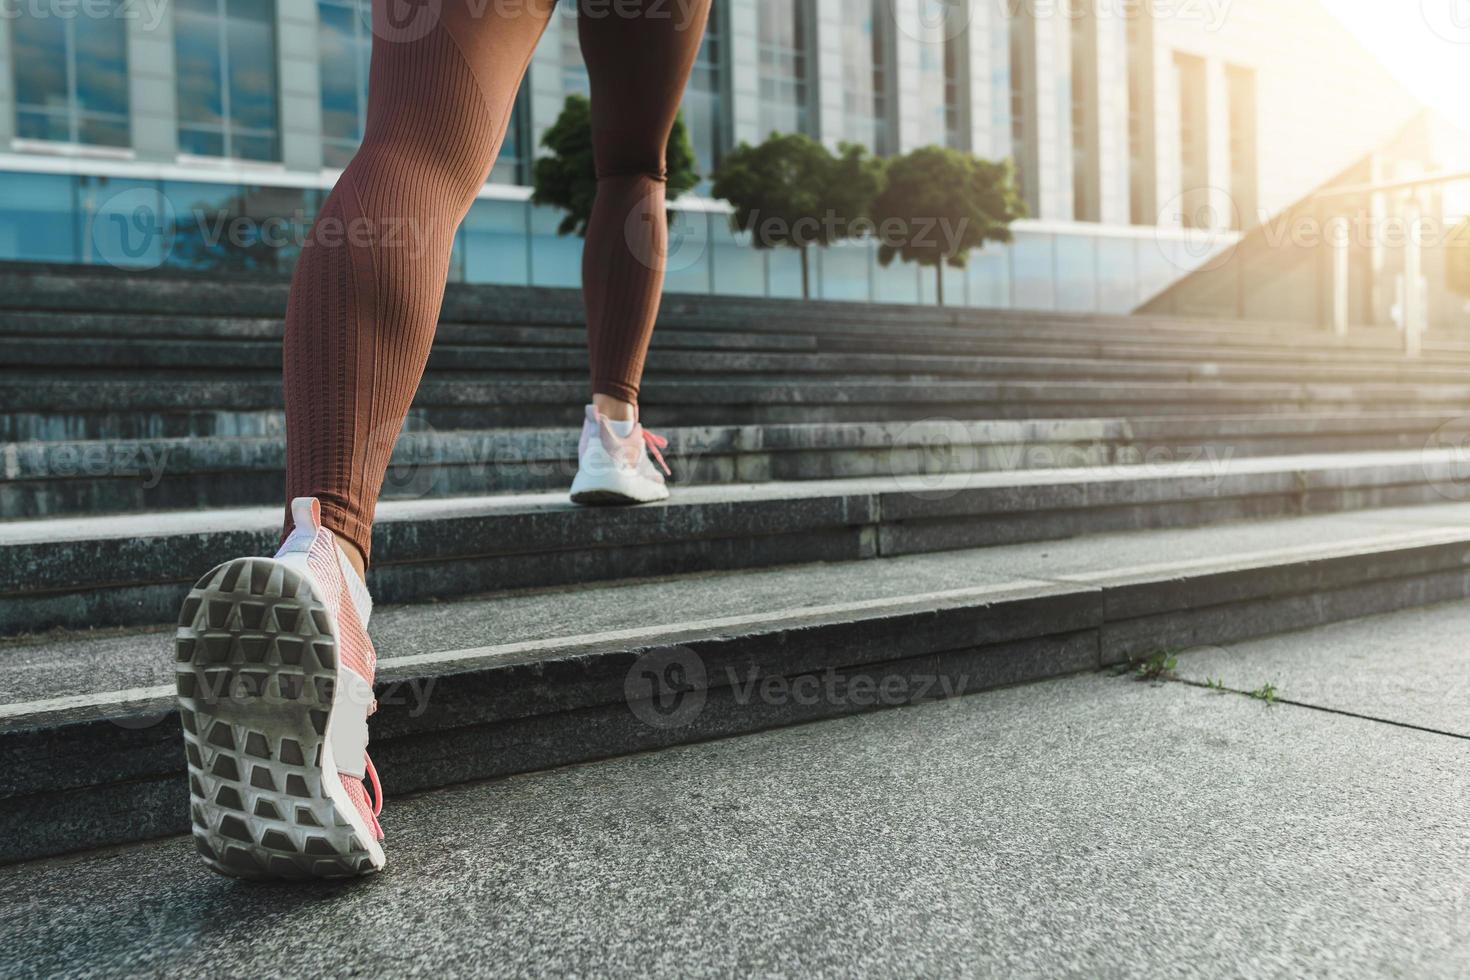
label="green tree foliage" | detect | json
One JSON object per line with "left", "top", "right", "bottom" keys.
{"left": 870, "top": 146, "right": 1025, "bottom": 305}
{"left": 711, "top": 133, "right": 884, "bottom": 298}
{"left": 531, "top": 94, "right": 699, "bottom": 237}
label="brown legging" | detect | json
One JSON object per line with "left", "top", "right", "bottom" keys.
{"left": 283, "top": 0, "right": 711, "bottom": 562}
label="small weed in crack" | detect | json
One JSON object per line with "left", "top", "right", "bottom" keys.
{"left": 1113, "top": 651, "right": 1178, "bottom": 683}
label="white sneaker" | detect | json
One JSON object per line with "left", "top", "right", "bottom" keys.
{"left": 176, "top": 497, "right": 386, "bottom": 879}
{"left": 569, "top": 404, "right": 671, "bottom": 505}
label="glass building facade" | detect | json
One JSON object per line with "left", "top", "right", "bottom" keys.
{"left": 0, "top": 0, "right": 1312, "bottom": 313}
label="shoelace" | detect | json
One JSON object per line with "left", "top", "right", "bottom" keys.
{"left": 365, "top": 754, "right": 384, "bottom": 819}
{"left": 641, "top": 428, "right": 671, "bottom": 476}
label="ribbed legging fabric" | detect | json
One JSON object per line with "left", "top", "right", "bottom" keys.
{"left": 283, "top": 0, "right": 711, "bottom": 562}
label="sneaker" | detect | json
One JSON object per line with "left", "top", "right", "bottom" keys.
{"left": 569, "top": 404, "right": 672, "bottom": 505}
{"left": 176, "top": 497, "right": 386, "bottom": 879}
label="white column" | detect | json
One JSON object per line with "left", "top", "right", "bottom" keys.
{"left": 812, "top": 0, "right": 845, "bottom": 148}
{"left": 0, "top": 14, "right": 14, "bottom": 145}
{"left": 966, "top": 0, "right": 1008, "bottom": 160}
{"left": 892, "top": 0, "right": 926, "bottom": 152}
{"left": 128, "top": 3, "right": 178, "bottom": 160}
{"left": 1330, "top": 215, "right": 1350, "bottom": 337}
{"left": 1094, "top": 6, "right": 1129, "bottom": 225}
{"left": 727, "top": 0, "right": 762, "bottom": 145}
{"left": 1030, "top": 5, "right": 1073, "bottom": 220}
{"left": 277, "top": 0, "right": 323, "bottom": 171}
{"left": 1204, "top": 57, "right": 1232, "bottom": 231}
{"left": 1152, "top": 50, "right": 1181, "bottom": 229}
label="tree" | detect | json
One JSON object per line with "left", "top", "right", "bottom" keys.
{"left": 531, "top": 94, "right": 700, "bottom": 237}
{"left": 870, "top": 146, "right": 1025, "bottom": 305}
{"left": 711, "top": 133, "right": 884, "bottom": 299}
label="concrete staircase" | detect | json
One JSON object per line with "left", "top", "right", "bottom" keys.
{"left": 3, "top": 260, "right": 1469, "bottom": 865}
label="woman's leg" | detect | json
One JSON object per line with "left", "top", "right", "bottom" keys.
{"left": 283, "top": 0, "right": 555, "bottom": 569}
{"left": 578, "top": 0, "right": 713, "bottom": 419}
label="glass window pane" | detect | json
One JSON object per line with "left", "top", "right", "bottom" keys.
{"left": 1054, "top": 233, "right": 1097, "bottom": 311}
{"left": 529, "top": 204, "right": 583, "bottom": 287}
{"left": 12, "top": 15, "right": 68, "bottom": 113}
{"left": 662, "top": 209, "right": 712, "bottom": 295}
{"left": 75, "top": 10, "right": 130, "bottom": 118}
{"left": 17, "top": 111, "right": 69, "bottom": 143}
{"left": 462, "top": 199, "right": 530, "bottom": 285}
{"left": 818, "top": 241, "right": 870, "bottom": 301}
{"left": 317, "top": 2, "right": 364, "bottom": 147}
{"left": 710, "top": 215, "right": 766, "bottom": 296}
{"left": 79, "top": 176, "right": 169, "bottom": 269}
{"left": 0, "top": 173, "right": 77, "bottom": 263}
{"left": 175, "top": 9, "right": 225, "bottom": 129}
{"left": 227, "top": 0, "right": 280, "bottom": 143}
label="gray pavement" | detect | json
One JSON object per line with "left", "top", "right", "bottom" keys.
{"left": 6, "top": 608, "right": 1470, "bottom": 978}
{"left": 1174, "top": 598, "right": 1470, "bottom": 736}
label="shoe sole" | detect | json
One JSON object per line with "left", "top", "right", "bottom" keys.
{"left": 176, "top": 557, "right": 384, "bottom": 880}
{"left": 569, "top": 487, "right": 668, "bottom": 506}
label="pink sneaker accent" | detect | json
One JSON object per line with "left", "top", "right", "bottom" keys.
{"left": 288, "top": 499, "right": 383, "bottom": 841}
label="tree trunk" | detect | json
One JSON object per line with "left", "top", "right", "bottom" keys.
{"left": 800, "top": 247, "right": 811, "bottom": 300}
{"left": 935, "top": 264, "right": 945, "bottom": 306}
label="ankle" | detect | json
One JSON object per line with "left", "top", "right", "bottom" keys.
{"left": 337, "top": 538, "right": 368, "bottom": 580}
{"left": 592, "top": 393, "right": 636, "bottom": 423}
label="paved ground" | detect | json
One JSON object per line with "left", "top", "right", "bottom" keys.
{"left": 5, "top": 604, "right": 1470, "bottom": 978}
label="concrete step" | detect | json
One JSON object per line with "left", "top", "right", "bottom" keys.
{"left": 0, "top": 260, "right": 1442, "bottom": 356}
{"left": 7, "top": 375, "right": 1467, "bottom": 442}
{"left": 9, "top": 306, "right": 1458, "bottom": 376}
{"left": 0, "top": 413, "right": 1452, "bottom": 519}
{"left": 6, "top": 499, "right": 1470, "bottom": 864}
{"left": 17, "top": 334, "right": 1470, "bottom": 388}
{"left": 2, "top": 448, "right": 1461, "bottom": 635}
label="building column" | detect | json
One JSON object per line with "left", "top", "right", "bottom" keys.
{"left": 1124, "top": 2, "right": 1157, "bottom": 225}
{"left": 128, "top": 6, "right": 177, "bottom": 160}
{"left": 277, "top": 0, "right": 323, "bottom": 170}
{"left": 1204, "top": 57, "right": 1233, "bottom": 231}
{"left": 1152, "top": 50, "right": 1181, "bottom": 229}
{"left": 1071, "top": 3, "right": 1130, "bottom": 224}
{"left": 969, "top": 0, "right": 1010, "bottom": 160}
{"left": 1093, "top": 6, "right": 1129, "bottom": 224}
{"left": 527, "top": 9, "right": 570, "bottom": 154}
{"left": 727, "top": 0, "right": 762, "bottom": 145}
{"left": 0, "top": 16, "right": 12, "bottom": 145}
{"left": 812, "top": 0, "right": 845, "bottom": 148}
{"left": 891, "top": 0, "right": 944, "bottom": 153}
{"left": 1011, "top": 4, "right": 1073, "bottom": 220}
